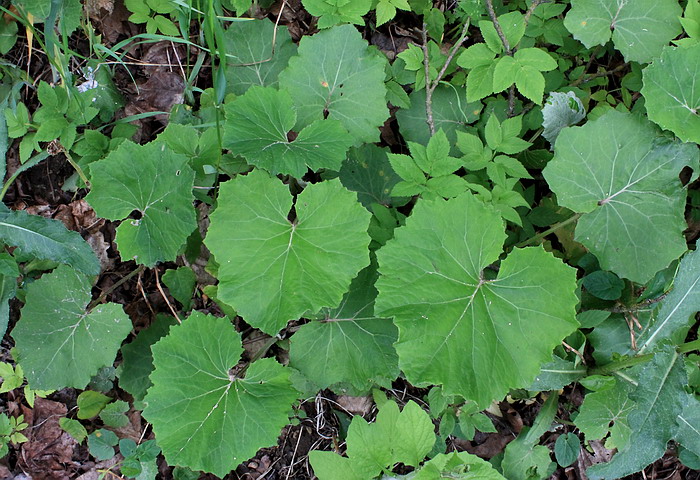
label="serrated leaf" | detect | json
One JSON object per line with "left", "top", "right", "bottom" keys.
{"left": 575, "top": 378, "right": 634, "bottom": 448}
{"left": 637, "top": 249, "right": 700, "bottom": 353}
{"left": 515, "top": 65, "right": 546, "bottom": 104}
{"left": 543, "top": 110, "right": 699, "bottom": 283}
{"left": 206, "top": 170, "right": 371, "bottom": 335}
{"left": 542, "top": 91, "right": 586, "bottom": 146}
{"left": 303, "top": 0, "right": 372, "bottom": 28}
{"left": 289, "top": 260, "right": 399, "bottom": 393}
{"left": 223, "top": 86, "right": 352, "bottom": 177}
{"left": 0, "top": 209, "right": 99, "bottom": 275}
{"left": 339, "top": 145, "right": 403, "bottom": 208}
{"left": 86, "top": 141, "right": 197, "bottom": 267}
{"left": 144, "top": 312, "right": 298, "bottom": 477}
{"left": 514, "top": 47, "right": 557, "bottom": 71}
{"left": 12, "top": 265, "right": 131, "bottom": 390}
{"left": 396, "top": 85, "right": 482, "bottom": 147}
{"left": 100, "top": 400, "right": 130, "bottom": 428}
{"left": 588, "top": 346, "right": 688, "bottom": 479}
{"left": 479, "top": 12, "right": 525, "bottom": 54}
{"left": 642, "top": 44, "right": 700, "bottom": 145}
{"left": 676, "top": 396, "right": 700, "bottom": 457}
{"left": 119, "top": 314, "right": 178, "bottom": 401}
{"left": 279, "top": 25, "right": 387, "bottom": 144}
{"left": 466, "top": 64, "right": 496, "bottom": 102}
{"left": 375, "top": 194, "right": 578, "bottom": 407}
{"left": 415, "top": 451, "right": 506, "bottom": 480}
{"left": 223, "top": 19, "right": 297, "bottom": 95}
{"left": 457, "top": 43, "right": 496, "bottom": 69}
{"left": 563, "top": 0, "right": 682, "bottom": 63}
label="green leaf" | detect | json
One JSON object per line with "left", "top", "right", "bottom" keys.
{"left": 279, "top": 25, "right": 388, "bottom": 144}
{"left": 388, "top": 153, "right": 425, "bottom": 185}
{"left": 86, "top": 141, "right": 197, "bottom": 267}
{"left": 206, "top": 170, "right": 371, "bottom": 335}
{"left": 302, "top": 0, "right": 372, "bottom": 28}
{"left": 515, "top": 65, "right": 546, "bottom": 104}
{"left": 12, "top": 265, "right": 131, "bottom": 390}
{"left": 575, "top": 377, "right": 634, "bottom": 449}
{"left": 457, "top": 43, "right": 496, "bottom": 69}
{"left": 339, "top": 145, "right": 403, "bottom": 208}
{"left": 119, "top": 314, "right": 178, "bottom": 401}
{"left": 375, "top": 0, "right": 396, "bottom": 26}
{"left": 479, "top": 12, "right": 525, "bottom": 54}
{"left": 100, "top": 400, "right": 130, "bottom": 428}
{"left": 466, "top": 64, "right": 496, "bottom": 103}
{"left": 0, "top": 209, "right": 100, "bottom": 275}
{"left": 641, "top": 45, "right": 700, "bottom": 145}
{"left": 223, "top": 19, "right": 297, "bottom": 95}
{"left": 492, "top": 55, "right": 518, "bottom": 93}
{"left": 289, "top": 259, "right": 399, "bottom": 393}
{"left": 554, "top": 433, "right": 580, "bottom": 468}
{"left": 543, "top": 110, "right": 699, "bottom": 283}
{"left": 77, "top": 391, "right": 111, "bottom": 419}
{"left": 588, "top": 346, "right": 688, "bottom": 479}
{"left": 310, "top": 400, "right": 434, "bottom": 479}
{"left": 529, "top": 356, "right": 587, "bottom": 391}
{"left": 59, "top": 418, "right": 87, "bottom": 443}
{"left": 223, "top": 86, "right": 352, "bottom": 177}
{"left": 396, "top": 85, "right": 482, "bottom": 147}
{"left": 637, "top": 249, "right": 700, "bottom": 353}
{"left": 563, "top": 0, "right": 682, "bottom": 63}
{"left": 162, "top": 267, "right": 196, "bottom": 311}
{"left": 582, "top": 270, "right": 624, "bottom": 300}
{"left": 143, "top": 312, "right": 299, "bottom": 477}
{"left": 542, "top": 91, "right": 586, "bottom": 146}
{"left": 514, "top": 48, "right": 557, "bottom": 71}
{"left": 88, "top": 429, "right": 118, "bottom": 461}
{"left": 676, "top": 396, "right": 700, "bottom": 457}
{"left": 0, "top": 274, "right": 16, "bottom": 338}
{"left": 375, "top": 194, "right": 578, "bottom": 407}
{"left": 415, "top": 451, "right": 506, "bottom": 479}
{"left": 484, "top": 114, "right": 503, "bottom": 151}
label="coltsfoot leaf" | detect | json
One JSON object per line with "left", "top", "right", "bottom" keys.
{"left": 375, "top": 193, "right": 578, "bottom": 407}
{"left": 143, "top": 313, "right": 299, "bottom": 477}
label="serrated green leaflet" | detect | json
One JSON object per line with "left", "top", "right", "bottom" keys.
{"left": 415, "top": 451, "right": 506, "bottom": 480}
{"left": 12, "top": 265, "right": 131, "bottom": 390}
{"left": 588, "top": 346, "right": 688, "bottom": 479}
{"left": 289, "top": 259, "right": 399, "bottom": 393}
{"left": 206, "top": 170, "right": 372, "bottom": 335}
{"left": 396, "top": 85, "right": 482, "bottom": 147}
{"left": 543, "top": 111, "right": 699, "bottom": 283}
{"left": 278, "top": 25, "right": 388, "bottom": 144}
{"left": 375, "top": 193, "right": 578, "bottom": 407}
{"left": 0, "top": 209, "right": 99, "bottom": 275}
{"left": 302, "top": 0, "right": 371, "bottom": 28}
{"left": 143, "top": 313, "right": 298, "bottom": 477}
{"left": 564, "top": 0, "right": 682, "bottom": 63}
{"left": 339, "top": 145, "right": 403, "bottom": 208}
{"left": 223, "top": 86, "right": 353, "bottom": 177}
{"left": 223, "top": 19, "right": 297, "bottom": 95}
{"left": 642, "top": 45, "right": 700, "bottom": 145}
{"left": 86, "top": 141, "right": 197, "bottom": 267}
{"left": 637, "top": 249, "right": 700, "bottom": 354}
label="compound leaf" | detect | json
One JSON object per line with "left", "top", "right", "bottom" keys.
{"left": 642, "top": 44, "right": 700, "bottom": 145}
{"left": 279, "top": 25, "right": 388, "bottom": 144}
{"left": 12, "top": 265, "right": 131, "bottom": 390}
{"left": 289, "top": 259, "right": 399, "bottom": 393}
{"left": 375, "top": 193, "right": 578, "bottom": 407}
{"left": 0, "top": 209, "right": 99, "bottom": 275}
{"left": 543, "top": 110, "right": 698, "bottom": 283}
{"left": 564, "top": 0, "right": 682, "bottom": 63}
{"left": 223, "top": 86, "right": 352, "bottom": 177}
{"left": 86, "top": 141, "right": 197, "bottom": 267}
{"left": 143, "top": 313, "right": 298, "bottom": 477}
{"left": 205, "top": 170, "right": 372, "bottom": 335}
{"left": 223, "top": 19, "right": 297, "bottom": 95}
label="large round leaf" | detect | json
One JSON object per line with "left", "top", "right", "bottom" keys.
{"left": 563, "top": 0, "right": 681, "bottom": 63}
{"left": 375, "top": 194, "right": 578, "bottom": 407}
{"left": 12, "top": 265, "right": 131, "bottom": 390}
{"left": 86, "top": 141, "right": 197, "bottom": 267}
{"left": 205, "top": 170, "right": 372, "bottom": 335}
{"left": 642, "top": 44, "right": 700, "bottom": 145}
{"left": 278, "top": 24, "right": 388, "bottom": 144}
{"left": 543, "top": 110, "right": 698, "bottom": 283}
{"left": 143, "top": 313, "right": 298, "bottom": 477}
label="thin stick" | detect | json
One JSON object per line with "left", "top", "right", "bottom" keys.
{"left": 154, "top": 267, "right": 181, "bottom": 324}
{"left": 523, "top": 0, "right": 547, "bottom": 30}
{"left": 485, "top": 0, "right": 510, "bottom": 54}
{"left": 515, "top": 212, "right": 582, "bottom": 248}
{"left": 87, "top": 265, "right": 145, "bottom": 310}
{"left": 562, "top": 341, "right": 586, "bottom": 365}
{"left": 421, "top": 24, "right": 435, "bottom": 136}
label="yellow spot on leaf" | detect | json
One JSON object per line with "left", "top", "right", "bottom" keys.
{"left": 581, "top": 21, "right": 587, "bottom": 26}
{"left": 321, "top": 81, "right": 329, "bottom": 87}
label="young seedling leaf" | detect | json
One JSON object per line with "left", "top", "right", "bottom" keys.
{"left": 205, "top": 170, "right": 372, "bottom": 335}
{"left": 279, "top": 25, "right": 388, "bottom": 144}
{"left": 12, "top": 265, "right": 131, "bottom": 390}
{"left": 375, "top": 193, "right": 578, "bottom": 407}
{"left": 542, "top": 91, "right": 586, "bottom": 147}
{"left": 143, "top": 313, "right": 299, "bottom": 477}
{"left": 289, "top": 259, "right": 399, "bottom": 393}
{"left": 543, "top": 110, "right": 699, "bottom": 283}
{"left": 0, "top": 209, "right": 100, "bottom": 275}
{"left": 223, "top": 19, "right": 297, "bottom": 95}
{"left": 86, "top": 141, "right": 197, "bottom": 267}
{"left": 223, "top": 86, "right": 352, "bottom": 177}
{"left": 642, "top": 44, "right": 700, "bottom": 145}
{"left": 564, "top": 0, "right": 682, "bottom": 63}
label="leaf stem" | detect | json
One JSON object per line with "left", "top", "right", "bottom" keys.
{"left": 87, "top": 264, "right": 146, "bottom": 311}
{"left": 590, "top": 339, "right": 700, "bottom": 375}
{"left": 515, "top": 212, "right": 582, "bottom": 248}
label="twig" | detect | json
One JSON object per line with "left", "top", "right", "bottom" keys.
{"left": 421, "top": 20, "right": 470, "bottom": 136}
{"left": 523, "top": 0, "right": 547, "bottom": 29}
{"left": 562, "top": 341, "right": 586, "bottom": 365}
{"left": 604, "top": 292, "right": 670, "bottom": 314}
{"left": 87, "top": 265, "right": 145, "bottom": 310}
{"left": 515, "top": 212, "right": 582, "bottom": 248}
{"left": 485, "top": 0, "right": 510, "bottom": 54}
{"left": 154, "top": 267, "right": 181, "bottom": 324}
{"left": 570, "top": 61, "right": 630, "bottom": 87}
